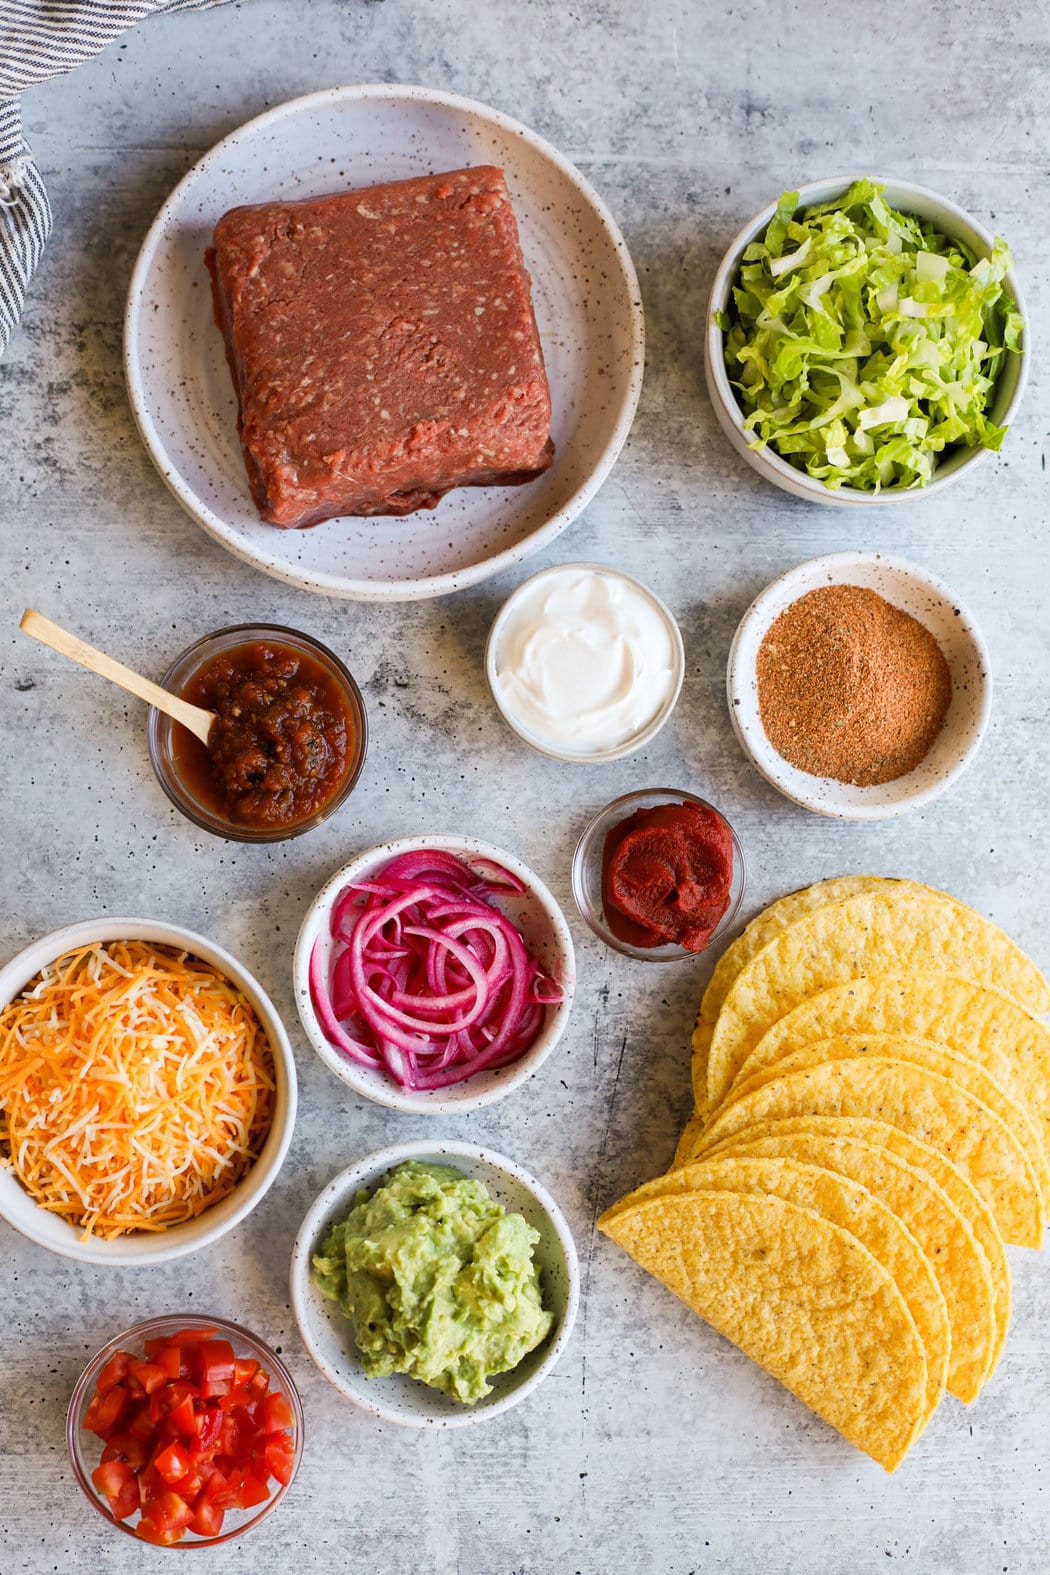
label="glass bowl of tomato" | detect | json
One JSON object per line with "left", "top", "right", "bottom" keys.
{"left": 67, "top": 1313, "right": 303, "bottom": 1548}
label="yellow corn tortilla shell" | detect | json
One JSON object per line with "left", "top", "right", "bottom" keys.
{"left": 705, "top": 890, "right": 1050, "bottom": 1113}
{"left": 691, "top": 877, "right": 945, "bottom": 1108}
{"left": 740, "top": 971, "right": 1050, "bottom": 1159}
{"left": 599, "top": 1188, "right": 928, "bottom": 1471}
{"left": 675, "top": 1107, "right": 705, "bottom": 1168}
{"left": 728, "top": 1033, "right": 1050, "bottom": 1209}
{"left": 682, "top": 1133, "right": 994, "bottom": 1401}
{"left": 671, "top": 1113, "right": 1011, "bottom": 1378}
{"left": 685, "top": 1057, "right": 1045, "bottom": 1247}
{"left": 602, "top": 1154, "right": 949, "bottom": 1420}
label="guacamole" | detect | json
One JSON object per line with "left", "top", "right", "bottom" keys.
{"left": 312, "top": 1161, "right": 554, "bottom": 1404}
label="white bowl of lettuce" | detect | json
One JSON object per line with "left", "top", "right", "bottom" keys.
{"left": 705, "top": 176, "right": 1027, "bottom": 504}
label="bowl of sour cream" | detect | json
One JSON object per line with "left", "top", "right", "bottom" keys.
{"left": 485, "top": 562, "right": 685, "bottom": 763}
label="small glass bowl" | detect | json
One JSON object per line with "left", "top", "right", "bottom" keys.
{"left": 148, "top": 623, "right": 367, "bottom": 843}
{"left": 572, "top": 788, "right": 746, "bottom": 961}
{"left": 67, "top": 1313, "right": 304, "bottom": 1550}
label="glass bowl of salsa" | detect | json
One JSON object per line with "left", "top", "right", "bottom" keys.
{"left": 148, "top": 625, "right": 367, "bottom": 842}
{"left": 572, "top": 788, "right": 746, "bottom": 961}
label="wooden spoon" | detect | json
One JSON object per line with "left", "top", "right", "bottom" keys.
{"left": 20, "top": 609, "right": 216, "bottom": 747}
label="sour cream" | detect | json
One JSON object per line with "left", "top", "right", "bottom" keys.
{"left": 489, "top": 565, "right": 683, "bottom": 759}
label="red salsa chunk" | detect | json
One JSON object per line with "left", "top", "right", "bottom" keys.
{"left": 173, "top": 641, "right": 354, "bottom": 829}
{"left": 601, "top": 802, "right": 734, "bottom": 952}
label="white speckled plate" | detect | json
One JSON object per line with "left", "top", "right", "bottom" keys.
{"left": 727, "top": 551, "right": 992, "bottom": 819}
{"left": 124, "top": 84, "right": 644, "bottom": 602}
{"left": 289, "top": 1141, "right": 580, "bottom": 1427}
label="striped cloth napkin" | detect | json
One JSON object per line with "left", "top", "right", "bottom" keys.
{"left": 0, "top": 0, "right": 225, "bottom": 357}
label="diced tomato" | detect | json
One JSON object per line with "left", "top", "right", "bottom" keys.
{"left": 101, "top": 1434, "right": 148, "bottom": 1471}
{"left": 83, "top": 1327, "right": 282, "bottom": 1542}
{"left": 262, "top": 1392, "right": 294, "bottom": 1434}
{"left": 129, "top": 1360, "right": 170, "bottom": 1397}
{"left": 166, "top": 1394, "right": 198, "bottom": 1439}
{"left": 135, "top": 1516, "right": 182, "bottom": 1547}
{"left": 219, "top": 1384, "right": 259, "bottom": 1413}
{"left": 127, "top": 1401, "right": 156, "bottom": 1443}
{"left": 148, "top": 1488, "right": 195, "bottom": 1535}
{"left": 198, "top": 1339, "right": 236, "bottom": 1399}
{"left": 189, "top": 1498, "right": 224, "bottom": 1538}
{"left": 155, "top": 1345, "right": 183, "bottom": 1381}
{"left": 154, "top": 1442, "right": 191, "bottom": 1487}
{"left": 234, "top": 1469, "right": 271, "bottom": 1510}
{"left": 137, "top": 1463, "right": 166, "bottom": 1513}
{"left": 96, "top": 1351, "right": 132, "bottom": 1396}
{"left": 91, "top": 1460, "right": 139, "bottom": 1521}
{"left": 263, "top": 1434, "right": 296, "bottom": 1488}
{"left": 195, "top": 1403, "right": 223, "bottom": 1452}
{"left": 233, "top": 1357, "right": 259, "bottom": 1387}
{"left": 203, "top": 1468, "right": 238, "bottom": 1508}
{"left": 151, "top": 1379, "right": 196, "bottom": 1424}
{"left": 84, "top": 1382, "right": 129, "bottom": 1438}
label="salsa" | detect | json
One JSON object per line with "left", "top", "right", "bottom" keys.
{"left": 173, "top": 641, "right": 355, "bottom": 829}
{"left": 601, "top": 801, "right": 733, "bottom": 951}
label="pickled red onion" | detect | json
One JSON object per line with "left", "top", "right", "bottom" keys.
{"left": 309, "top": 851, "right": 564, "bottom": 1090}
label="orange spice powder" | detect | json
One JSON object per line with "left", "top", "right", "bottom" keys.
{"left": 756, "top": 585, "right": 952, "bottom": 787}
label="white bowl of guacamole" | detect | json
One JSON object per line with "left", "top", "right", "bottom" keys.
{"left": 290, "top": 1141, "right": 580, "bottom": 1427}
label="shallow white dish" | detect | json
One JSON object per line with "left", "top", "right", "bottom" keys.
{"left": 727, "top": 550, "right": 992, "bottom": 819}
{"left": 484, "top": 561, "right": 686, "bottom": 763}
{"left": 290, "top": 1140, "right": 579, "bottom": 1428}
{"left": 0, "top": 918, "right": 297, "bottom": 1265}
{"left": 705, "top": 175, "right": 1028, "bottom": 506}
{"left": 293, "top": 834, "right": 575, "bottom": 1114}
{"left": 125, "top": 83, "right": 644, "bottom": 602}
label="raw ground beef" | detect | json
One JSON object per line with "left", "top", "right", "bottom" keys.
{"left": 206, "top": 165, "right": 554, "bottom": 527}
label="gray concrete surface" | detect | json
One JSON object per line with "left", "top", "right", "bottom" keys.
{"left": 1, "top": 2, "right": 1048, "bottom": 1571}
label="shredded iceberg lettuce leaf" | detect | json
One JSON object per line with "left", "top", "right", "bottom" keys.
{"left": 720, "top": 178, "right": 1024, "bottom": 491}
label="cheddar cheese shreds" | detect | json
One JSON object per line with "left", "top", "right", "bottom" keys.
{"left": 0, "top": 941, "right": 276, "bottom": 1240}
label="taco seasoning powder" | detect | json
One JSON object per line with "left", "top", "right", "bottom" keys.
{"left": 755, "top": 585, "right": 952, "bottom": 786}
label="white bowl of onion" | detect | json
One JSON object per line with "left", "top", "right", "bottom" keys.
{"left": 292, "top": 836, "right": 576, "bottom": 1114}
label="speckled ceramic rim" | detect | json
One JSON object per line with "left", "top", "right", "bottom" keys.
{"left": 0, "top": 918, "right": 297, "bottom": 1265}
{"left": 289, "top": 1140, "right": 581, "bottom": 1428}
{"left": 705, "top": 174, "right": 1029, "bottom": 506}
{"left": 147, "top": 622, "right": 368, "bottom": 844}
{"left": 124, "top": 83, "right": 646, "bottom": 602}
{"left": 67, "top": 1313, "right": 304, "bottom": 1547}
{"left": 293, "top": 834, "right": 576, "bottom": 1114}
{"left": 726, "top": 550, "right": 993, "bottom": 819}
{"left": 571, "top": 788, "right": 746, "bottom": 960}
{"left": 483, "top": 561, "right": 686, "bottom": 763}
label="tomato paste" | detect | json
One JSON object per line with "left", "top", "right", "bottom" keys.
{"left": 601, "top": 802, "right": 733, "bottom": 951}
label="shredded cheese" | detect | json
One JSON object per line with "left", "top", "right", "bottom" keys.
{"left": 0, "top": 941, "right": 276, "bottom": 1240}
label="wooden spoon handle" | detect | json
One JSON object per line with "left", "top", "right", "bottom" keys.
{"left": 20, "top": 609, "right": 215, "bottom": 747}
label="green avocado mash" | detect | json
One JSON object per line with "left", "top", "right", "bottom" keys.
{"left": 312, "top": 1160, "right": 554, "bottom": 1404}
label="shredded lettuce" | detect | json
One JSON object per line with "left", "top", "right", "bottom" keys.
{"left": 720, "top": 178, "right": 1024, "bottom": 491}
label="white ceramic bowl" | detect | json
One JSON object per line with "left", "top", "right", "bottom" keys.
{"left": 290, "top": 1140, "right": 579, "bottom": 1428}
{"left": 705, "top": 175, "right": 1028, "bottom": 506}
{"left": 727, "top": 550, "right": 992, "bottom": 819}
{"left": 293, "top": 835, "right": 576, "bottom": 1114}
{"left": 125, "top": 83, "right": 644, "bottom": 601}
{"left": 484, "top": 562, "right": 686, "bottom": 763}
{"left": 0, "top": 919, "right": 297, "bottom": 1265}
